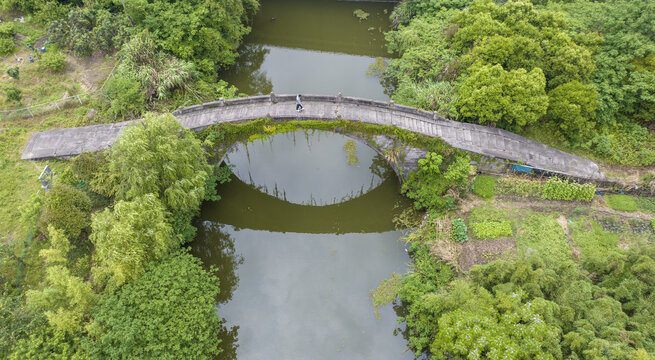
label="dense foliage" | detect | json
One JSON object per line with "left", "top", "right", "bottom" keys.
{"left": 494, "top": 175, "right": 595, "bottom": 202}
{"left": 392, "top": 238, "right": 655, "bottom": 358}
{"left": 38, "top": 183, "right": 92, "bottom": 240}
{"left": 85, "top": 251, "right": 224, "bottom": 359}
{"left": 0, "top": 112, "right": 226, "bottom": 357}
{"left": 96, "top": 113, "right": 221, "bottom": 242}
{"left": 384, "top": 0, "right": 655, "bottom": 165}
{"left": 402, "top": 151, "right": 475, "bottom": 211}
{"left": 47, "top": 5, "right": 131, "bottom": 57}
{"left": 90, "top": 194, "right": 175, "bottom": 293}
{"left": 123, "top": 0, "right": 258, "bottom": 76}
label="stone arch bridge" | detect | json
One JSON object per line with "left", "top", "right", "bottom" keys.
{"left": 21, "top": 94, "right": 605, "bottom": 181}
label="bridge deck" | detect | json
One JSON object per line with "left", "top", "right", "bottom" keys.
{"left": 21, "top": 94, "right": 605, "bottom": 181}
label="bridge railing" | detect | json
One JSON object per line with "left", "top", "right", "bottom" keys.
{"left": 173, "top": 92, "right": 452, "bottom": 122}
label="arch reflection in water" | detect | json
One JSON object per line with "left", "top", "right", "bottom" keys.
{"left": 224, "top": 130, "right": 394, "bottom": 206}
{"left": 191, "top": 130, "right": 414, "bottom": 359}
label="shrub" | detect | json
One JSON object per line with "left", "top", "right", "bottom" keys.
{"left": 4, "top": 84, "right": 22, "bottom": 102}
{"left": 470, "top": 221, "right": 512, "bottom": 239}
{"left": 38, "top": 183, "right": 92, "bottom": 240}
{"left": 451, "top": 218, "right": 468, "bottom": 243}
{"left": 103, "top": 76, "right": 146, "bottom": 119}
{"left": 471, "top": 175, "right": 497, "bottom": 199}
{"left": 6, "top": 66, "right": 18, "bottom": 79}
{"left": 39, "top": 51, "right": 67, "bottom": 72}
{"left": 496, "top": 177, "right": 543, "bottom": 197}
{"left": 402, "top": 152, "right": 474, "bottom": 211}
{"left": 541, "top": 177, "right": 595, "bottom": 202}
{"left": 0, "top": 22, "right": 15, "bottom": 38}
{"left": 0, "top": 37, "right": 15, "bottom": 56}
{"left": 605, "top": 194, "right": 638, "bottom": 212}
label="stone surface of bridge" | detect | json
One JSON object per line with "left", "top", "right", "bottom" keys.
{"left": 21, "top": 94, "right": 605, "bottom": 180}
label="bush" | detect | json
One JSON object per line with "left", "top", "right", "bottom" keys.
{"left": 451, "top": 218, "right": 468, "bottom": 243}
{"left": 496, "top": 177, "right": 543, "bottom": 197}
{"left": 471, "top": 175, "right": 497, "bottom": 199}
{"left": 6, "top": 66, "right": 18, "bottom": 79}
{"left": 0, "top": 37, "right": 15, "bottom": 56}
{"left": 103, "top": 76, "right": 146, "bottom": 119}
{"left": 0, "top": 23, "right": 15, "bottom": 38}
{"left": 402, "top": 152, "right": 474, "bottom": 211}
{"left": 38, "top": 183, "right": 92, "bottom": 240}
{"left": 4, "top": 84, "right": 22, "bottom": 102}
{"left": 39, "top": 51, "right": 67, "bottom": 72}
{"left": 541, "top": 177, "right": 595, "bottom": 202}
{"left": 605, "top": 194, "right": 638, "bottom": 212}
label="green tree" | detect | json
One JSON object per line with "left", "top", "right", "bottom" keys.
{"left": 124, "top": 0, "right": 258, "bottom": 76}
{"left": 89, "top": 194, "right": 175, "bottom": 293}
{"left": 102, "top": 75, "right": 145, "bottom": 119}
{"left": 9, "top": 317, "right": 88, "bottom": 360}
{"left": 430, "top": 285, "right": 562, "bottom": 359}
{"left": 47, "top": 6, "right": 131, "bottom": 56}
{"left": 457, "top": 64, "right": 548, "bottom": 129}
{"left": 402, "top": 152, "right": 474, "bottom": 211}
{"left": 25, "top": 227, "right": 97, "bottom": 334}
{"left": 85, "top": 251, "right": 224, "bottom": 359}
{"left": 115, "top": 32, "right": 195, "bottom": 101}
{"left": 547, "top": 81, "right": 598, "bottom": 141}
{"left": 97, "top": 112, "right": 214, "bottom": 241}
{"left": 543, "top": 32, "right": 595, "bottom": 89}
{"left": 38, "top": 183, "right": 92, "bottom": 240}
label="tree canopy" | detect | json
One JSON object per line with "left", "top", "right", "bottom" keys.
{"left": 85, "top": 251, "right": 224, "bottom": 359}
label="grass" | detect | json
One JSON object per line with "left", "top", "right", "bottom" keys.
{"left": 513, "top": 212, "right": 571, "bottom": 264}
{"left": 634, "top": 197, "right": 655, "bottom": 213}
{"left": 569, "top": 218, "right": 619, "bottom": 262}
{"left": 605, "top": 194, "right": 638, "bottom": 212}
{"left": 469, "top": 206, "right": 508, "bottom": 223}
{"left": 470, "top": 175, "right": 496, "bottom": 199}
{"left": 0, "top": 108, "right": 95, "bottom": 242}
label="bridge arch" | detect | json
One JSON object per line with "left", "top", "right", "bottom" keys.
{"left": 21, "top": 94, "right": 604, "bottom": 181}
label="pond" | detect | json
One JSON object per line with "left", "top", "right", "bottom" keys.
{"left": 221, "top": 0, "right": 395, "bottom": 100}
{"left": 190, "top": 130, "right": 414, "bottom": 359}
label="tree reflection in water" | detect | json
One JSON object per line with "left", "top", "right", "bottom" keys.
{"left": 221, "top": 43, "right": 272, "bottom": 96}
{"left": 190, "top": 221, "right": 243, "bottom": 359}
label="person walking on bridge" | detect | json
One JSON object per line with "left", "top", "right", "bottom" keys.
{"left": 296, "top": 94, "right": 304, "bottom": 112}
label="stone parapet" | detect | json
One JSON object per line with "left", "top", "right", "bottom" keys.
{"left": 22, "top": 94, "right": 605, "bottom": 181}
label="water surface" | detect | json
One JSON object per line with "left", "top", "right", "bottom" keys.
{"left": 191, "top": 131, "right": 413, "bottom": 359}
{"left": 222, "top": 0, "right": 395, "bottom": 99}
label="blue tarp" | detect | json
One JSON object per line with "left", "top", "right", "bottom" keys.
{"left": 511, "top": 164, "right": 533, "bottom": 174}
